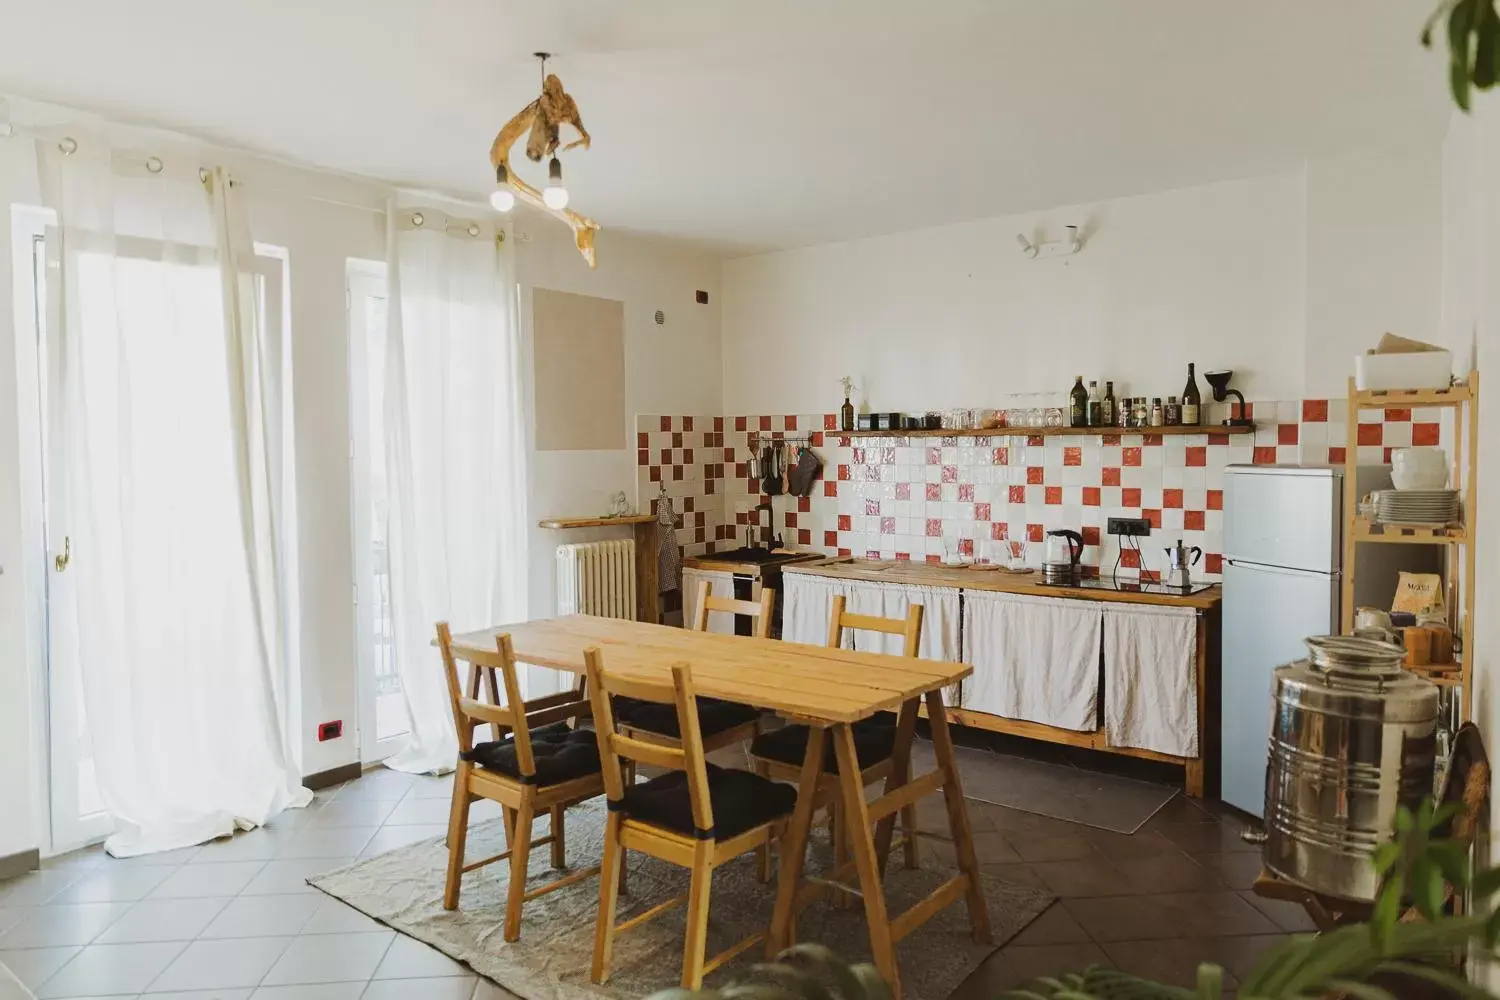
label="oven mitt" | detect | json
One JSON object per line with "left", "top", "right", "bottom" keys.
{"left": 788, "top": 449, "right": 823, "bottom": 497}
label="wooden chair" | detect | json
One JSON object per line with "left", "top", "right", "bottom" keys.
{"left": 749, "top": 596, "right": 924, "bottom": 885}
{"left": 585, "top": 647, "right": 798, "bottom": 989}
{"left": 436, "top": 622, "right": 604, "bottom": 941}
{"left": 615, "top": 581, "right": 773, "bottom": 775}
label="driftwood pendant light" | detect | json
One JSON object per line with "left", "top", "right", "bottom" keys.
{"left": 489, "top": 53, "right": 601, "bottom": 267}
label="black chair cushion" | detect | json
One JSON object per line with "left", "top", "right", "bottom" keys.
{"left": 614, "top": 696, "right": 760, "bottom": 739}
{"left": 750, "top": 713, "right": 898, "bottom": 772}
{"left": 463, "top": 721, "right": 601, "bottom": 786}
{"left": 617, "top": 764, "right": 797, "bottom": 840}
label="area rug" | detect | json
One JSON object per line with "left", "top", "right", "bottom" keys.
{"left": 911, "top": 739, "right": 1178, "bottom": 834}
{"left": 309, "top": 800, "right": 1053, "bottom": 1000}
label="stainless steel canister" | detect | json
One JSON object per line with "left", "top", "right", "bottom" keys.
{"left": 1263, "top": 635, "right": 1438, "bottom": 902}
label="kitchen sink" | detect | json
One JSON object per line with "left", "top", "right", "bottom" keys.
{"left": 709, "top": 546, "right": 804, "bottom": 564}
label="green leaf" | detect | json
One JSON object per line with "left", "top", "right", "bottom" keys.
{"left": 1373, "top": 877, "right": 1404, "bottom": 944}
{"left": 1476, "top": 2, "right": 1500, "bottom": 87}
{"left": 1451, "top": 0, "right": 1479, "bottom": 109}
{"left": 1328, "top": 979, "right": 1400, "bottom": 1000}
{"left": 1425, "top": 0, "right": 1463, "bottom": 46}
{"left": 1412, "top": 857, "right": 1446, "bottom": 919}
{"left": 1194, "top": 963, "right": 1222, "bottom": 1000}
{"left": 1380, "top": 959, "right": 1497, "bottom": 1000}
{"left": 1394, "top": 807, "right": 1415, "bottom": 835}
{"left": 1473, "top": 865, "right": 1500, "bottom": 898}
{"left": 1371, "top": 842, "right": 1402, "bottom": 876}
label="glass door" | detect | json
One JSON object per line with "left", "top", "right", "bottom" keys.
{"left": 348, "top": 263, "right": 410, "bottom": 762}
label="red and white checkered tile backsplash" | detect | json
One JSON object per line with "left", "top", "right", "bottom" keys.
{"left": 638, "top": 400, "right": 1448, "bottom": 581}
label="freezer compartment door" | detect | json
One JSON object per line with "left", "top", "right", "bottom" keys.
{"left": 1223, "top": 466, "right": 1340, "bottom": 573}
{"left": 1220, "top": 559, "right": 1338, "bottom": 818}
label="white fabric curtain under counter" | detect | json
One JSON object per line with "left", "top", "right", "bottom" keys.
{"left": 1102, "top": 604, "right": 1199, "bottom": 756}
{"left": 681, "top": 568, "right": 736, "bottom": 634}
{"left": 381, "top": 204, "right": 529, "bottom": 775}
{"left": 962, "top": 590, "right": 1101, "bottom": 731}
{"left": 780, "top": 572, "right": 855, "bottom": 647}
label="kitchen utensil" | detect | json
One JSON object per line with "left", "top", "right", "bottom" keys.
{"left": 761, "top": 443, "right": 784, "bottom": 496}
{"left": 787, "top": 448, "right": 822, "bottom": 497}
{"left": 1391, "top": 447, "right": 1448, "bottom": 490}
{"left": 1041, "top": 529, "right": 1083, "bottom": 585}
{"left": 1354, "top": 607, "right": 1393, "bottom": 632}
{"left": 1264, "top": 635, "right": 1438, "bottom": 902}
{"left": 1163, "top": 539, "right": 1202, "bottom": 589}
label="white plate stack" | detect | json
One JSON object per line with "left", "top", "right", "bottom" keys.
{"left": 1372, "top": 489, "right": 1461, "bottom": 526}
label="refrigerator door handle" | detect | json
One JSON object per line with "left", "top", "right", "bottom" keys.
{"left": 1225, "top": 559, "right": 1340, "bottom": 580}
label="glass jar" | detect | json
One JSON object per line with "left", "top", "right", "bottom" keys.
{"left": 1149, "top": 397, "right": 1164, "bottom": 427}
{"left": 1132, "top": 398, "right": 1148, "bottom": 427}
{"left": 1165, "top": 395, "right": 1181, "bottom": 426}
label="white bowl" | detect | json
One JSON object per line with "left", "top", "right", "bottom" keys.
{"left": 1391, "top": 447, "right": 1448, "bottom": 490}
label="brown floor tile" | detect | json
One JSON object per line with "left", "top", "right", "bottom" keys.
{"left": 1154, "top": 820, "right": 1262, "bottom": 854}
{"left": 981, "top": 862, "right": 1050, "bottom": 890}
{"left": 921, "top": 829, "right": 1021, "bottom": 867}
{"left": 1193, "top": 852, "right": 1264, "bottom": 890}
{"left": 1063, "top": 891, "right": 1281, "bottom": 941}
{"left": 1145, "top": 795, "right": 1220, "bottom": 825}
{"left": 1008, "top": 901, "right": 1093, "bottom": 945}
{"left": 1100, "top": 937, "right": 1238, "bottom": 990}
{"left": 1238, "top": 890, "right": 1320, "bottom": 932}
{"left": 1079, "top": 826, "right": 1180, "bottom": 860}
{"left": 1112, "top": 853, "right": 1229, "bottom": 893}
{"left": 1030, "top": 856, "right": 1136, "bottom": 897}
{"left": 1004, "top": 827, "right": 1099, "bottom": 863}
{"left": 951, "top": 941, "right": 1112, "bottom": 998}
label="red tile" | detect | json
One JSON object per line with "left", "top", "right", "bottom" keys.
{"left": 837, "top": 464, "right": 851, "bottom": 481}
{"left": 1027, "top": 524, "right": 1044, "bottom": 543}
{"left": 705, "top": 478, "right": 716, "bottom": 495}
{"left": 1413, "top": 422, "right": 1441, "bottom": 446}
{"left": 649, "top": 466, "right": 661, "bottom": 483}
{"left": 1186, "top": 446, "right": 1207, "bottom": 467}
{"left": 1384, "top": 407, "right": 1412, "bottom": 422}
{"left": 1302, "top": 399, "right": 1328, "bottom": 422}
{"left": 735, "top": 416, "right": 747, "bottom": 432}
{"left": 990, "top": 522, "right": 1009, "bottom": 540}
{"left": 1382, "top": 447, "right": 1394, "bottom": 464}
{"left": 797, "top": 495, "right": 810, "bottom": 513}
{"left": 895, "top": 551, "right": 911, "bottom": 562}
{"left": 865, "top": 499, "right": 881, "bottom": 516}
{"left": 1328, "top": 446, "right": 1347, "bottom": 465}
{"left": 958, "top": 539, "right": 974, "bottom": 557}
{"left": 926, "top": 447, "right": 942, "bottom": 465}
{"left": 672, "top": 466, "right": 683, "bottom": 481}
{"left": 683, "top": 448, "right": 695, "bottom": 464}
{"left": 798, "top": 528, "right": 811, "bottom": 545}
{"left": 1208, "top": 489, "right": 1223, "bottom": 510}
{"left": 660, "top": 415, "right": 673, "bottom": 432}
{"left": 1063, "top": 447, "right": 1082, "bottom": 466}
{"left": 866, "top": 549, "right": 881, "bottom": 559}
{"left": 759, "top": 415, "right": 772, "bottom": 431}
{"left": 975, "top": 502, "right": 991, "bottom": 521}
{"left": 683, "top": 416, "right": 695, "bottom": 432}
{"left": 880, "top": 517, "right": 896, "bottom": 535}
{"left": 942, "top": 465, "right": 959, "bottom": 483}
{"left": 824, "top": 480, "right": 838, "bottom": 498}
{"left": 1120, "top": 548, "right": 1141, "bottom": 569}
{"left": 1008, "top": 485, "right": 1026, "bottom": 503}
{"left": 723, "top": 448, "right": 734, "bottom": 462}
{"left": 1102, "top": 467, "right": 1121, "bottom": 486}
{"left": 1184, "top": 509, "right": 1206, "bottom": 530}
{"left": 926, "top": 518, "right": 942, "bottom": 537}
{"left": 1143, "top": 508, "right": 1162, "bottom": 528}
{"left": 824, "top": 530, "right": 838, "bottom": 547}
{"left": 810, "top": 431, "right": 823, "bottom": 447}
{"left": 672, "top": 432, "right": 684, "bottom": 448}
{"left": 921, "top": 553, "right": 938, "bottom": 564}
{"left": 824, "top": 413, "right": 837, "bottom": 430}
{"left": 838, "top": 515, "right": 852, "bottom": 531}
{"left": 1027, "top": 435, "right": 1045, "bottom": 447}
{"left": 1357, "top": 423, "right": 1383, "bottom": 445}
{"left": 927, "top": 483, "right": 942, "bottom": 502}
{"left": 1205, "top": 553, "right": 1223, "bottom": 574}
{"left": 993, "top": 447, "right": 1009, "bottom": 465}
{"left": 660, "top": 448, "right": 672, "bottom": 464}
{"left": 714, "top": 416, "right": 725, "bottom": 431}
{"left": 1027, "top": 466, "right": 1045, "bottom": 484}
{"left": 1082, "top": 526, "right": 1101, "bottom": 546}
{"left": 1083, "top": 487, "right": 1101, "bottom": 506}
{"left": 1163, "top": 488, "right": 1183, "bottom": 509}
{"left": 1122, "top": 487, "right": 1142, "bottom": 507}
{"left": 958, "top": 483, "right": 975, "bottom": 502}
{"left": 637, "top": 432, "right": 649, "bottom": 448}
{"left": 895, "top": 482, "right": 911, "bottom": 500}
{"left": 1252, "top": 446, "right": 1276, "bottom": 464}
{"left": 1278, "top": 423, "right": 1298, "bottom": 446}
{"left": 637, "top": 449, "right": 649, "bottom": 466}
{"left": 1143, "top": 434, "right": 1163, "bottom": 446}
{"left": 1139, "top": 569, "right": 1160, "bottom": 583}
{"left": 1122, "top": 447, "right": 1142, "bottom": 467}
{"left": 785, "top": 415, "right": 798, "bottom": 431}
{"left": 1102, "top": 434, "right": 1121, "bottom": 446}
{"left": 1045, "top": 486, "right": 1062, "bottom": 505}
{"left": 839, "top": 548, "right": 853, "bottom": 557}
{"left": 1208, "top": 432, "right": 1230, "bottom": 446}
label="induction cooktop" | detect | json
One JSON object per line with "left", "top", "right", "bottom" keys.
{"left": 1042, "top": 577, "right": 1216, "bottom": 596}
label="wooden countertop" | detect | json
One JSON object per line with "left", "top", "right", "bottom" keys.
{"left": 537, "top": 514, "right": 656, "bottom": 529}
{"left": 682, "top": 551, "right": 827, "bottom": 573}
{"left": 783, "top": 558, "right": 1222, "bottom": 609}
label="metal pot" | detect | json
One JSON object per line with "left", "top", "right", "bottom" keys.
{"left": 1263, "top": 635, "right": 1438, "bottom": 902}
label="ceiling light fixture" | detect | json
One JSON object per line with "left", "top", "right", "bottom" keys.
{"left": 487, "top": 51, "right": 600, "bottom": 266}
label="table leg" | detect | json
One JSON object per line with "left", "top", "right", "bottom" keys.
{"left": 833, "top": 723, "right": 900, "bottom": 994}
{"left": 874, "top": 697, "right": 920, "bottom": 874}
{"left": 769, "top": 725, "right": 827, "bottom": 954}
{"left": 924, "top": 690, "right": 992, "bottom": 945}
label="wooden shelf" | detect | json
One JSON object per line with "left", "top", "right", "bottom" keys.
{"left": 1350, "top": 517, "right": 1467, "bottom": 545}
{"left": 842, "top": 424, "right": 1255, "bottom": 439}
{"left": 537, "top": 514, "right": 655, "bottom": 529}
{"left": 1352, "top": 383, "right": 1472, "bottom": 408}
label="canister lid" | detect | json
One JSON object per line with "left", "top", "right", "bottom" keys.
{"left": 1273, "top": 635, "right": 1438, "bottom": 722}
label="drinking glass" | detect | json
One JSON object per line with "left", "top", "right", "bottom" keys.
{"left": 1006, "top": 538, "right": 1029, "bottom": 570}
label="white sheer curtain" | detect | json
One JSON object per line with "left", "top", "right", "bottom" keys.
{"left": 39, "top": 135, "right": 309, "bottom": 856}
{"left": 381, "top": 203, "right": 529, "bottom": 775}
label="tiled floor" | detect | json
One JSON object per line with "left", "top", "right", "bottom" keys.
{"left": 0, "top": 760, "right": 1309, "bottom": 1000}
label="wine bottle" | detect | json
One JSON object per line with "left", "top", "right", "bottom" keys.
{"left": 1182, "top": 363, "right": 1202, "bottom": 425}
{"left": 1069, "top": 376, "right": 1088, "bottom": 428}
{"left": 1102, "top": 381, "right": 1116, "bottom": 427}
{"left": 1086, "top": 380, "right": 1102, "bottom": 426}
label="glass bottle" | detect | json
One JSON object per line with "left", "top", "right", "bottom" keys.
{"left": 1086, "top": 380, "right": 1102, "bottom": 427}
{"left": 1149, "top": 397, "right": 1164, "bottom": 427}
{"left": 1132, "top": 397, "right": 1148, "bottom": 427}
{"left": 1069, "top": 376, "right": 1088, "bottom": 428}
{"left": 1164, "top": 395, "right": 1181, "bottom": 426}
{"left": 1182, "top": 363, "right": 1202, "bottom": 425}
{"left": 1102, "top": 381, "right": 1116, "bottom": 427}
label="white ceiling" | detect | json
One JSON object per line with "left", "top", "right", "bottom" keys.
{"left": 1, "top": 1, "right": 1453, "bottom": 255}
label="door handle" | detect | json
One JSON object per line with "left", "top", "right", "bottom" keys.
{"left": 54, "top": 536, "right": 70, "bottom": 573}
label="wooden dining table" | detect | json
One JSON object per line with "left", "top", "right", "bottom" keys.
{"left": 444, "top": 614, "right": 991, "bottom": 997}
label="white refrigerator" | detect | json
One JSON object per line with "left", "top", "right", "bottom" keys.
{"left": 1219, "top": 465, "right": 1441, "bottom": 817}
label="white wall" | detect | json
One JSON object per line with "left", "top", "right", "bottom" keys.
{"left": 515, "top": 222, "right": 722, "bottom": 626}
{"left": 722, "top": 145, "right": 1442, "bottom": 416}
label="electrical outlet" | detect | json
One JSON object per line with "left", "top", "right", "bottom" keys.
{"left": 317, "top": 720, "right": 343, "bottom": 742}
{"left": 1107, "top": 517, "right": 1151, "bottom": 537}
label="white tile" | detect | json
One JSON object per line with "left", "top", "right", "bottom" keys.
{"left": 146, "top": 938, "right": 295, "bottom": 993}
{"left": 0, "top": 903, "right": 134, "bottom": 948}
{"left": 191, "top": 829, "right": 299, "bottom": 864}
{"left": 249, "top": 985, "right": 366, "bottom": 1000}
{"left": 197, "top": 894, "right": 322, "bottom": 940}
{"left": 362, "top": 978, "right": 477, "bottom": 1000}
{"left": 357, "top": 826, "right": 445, "bottom": 860}
{"left": 370, "top": 936, "right": 468, "bottom": 980}
{"left": 36, "top": 941, "right": 187, "bottom": 998}
{"left": 148, "top": 863, "right": 265, "bottom": 900}
{"left": 299, "top": 899, "right": 385, "bottom": 937}
{"left": 148, "top": 989, "right": 253, "bottom": 1000}
{"left": 304, "top": 799, "right": 399, "bottom": 829}
{"left": 382, "top": 799, "right": 451, "bottom": 827}
{"left": 274, "top": 829, "right": 378, "bottom": 861}
{"left": 0, "top": 872, "right": 85, "bottom": 907}
{"left": 50, "top": 866, "right": 178, "bottom": 905}
{"left": 0, "top": 948, "right": 81, "bottom": 989}
{"left": 96, "top": 898, "right": 231, "bottom": 944}
{"left": 241, "top": 860, "right": 354, "bottom": 897}
{"left": 260, "top": 932, "right": 393, "bottom": 987}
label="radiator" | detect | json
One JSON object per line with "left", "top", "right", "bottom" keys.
{"left": 555, "top": 539, "right": 637, "bottom": 619}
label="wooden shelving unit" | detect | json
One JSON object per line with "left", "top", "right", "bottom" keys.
{"left": 1341, "top": 373, "right": 1479, "bottom": 719}
{"left": 843, "top": 423, "right": 1254, "bottom": 439}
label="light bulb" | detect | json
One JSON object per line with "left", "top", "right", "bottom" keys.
{"left": 543, "top": 155, "right": 569, "bottom": 210}
{"left": 490, "top": 187, "right": 515, "bottom": 212}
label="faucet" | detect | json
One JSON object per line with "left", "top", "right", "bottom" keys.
{"left": 754, "top": 500, "right": 779, "bottom": 550}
